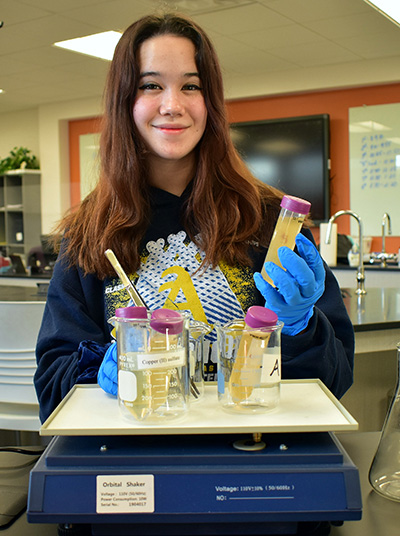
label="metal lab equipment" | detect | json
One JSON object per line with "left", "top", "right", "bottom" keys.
{"left": 369, "top": 342, "right": 400, "bottom": 502}
{"left": 326, "top": 210, "right": 366, "bottom": 295}
{"left": 28, "top": 379, "right": 362, "bottom": 535}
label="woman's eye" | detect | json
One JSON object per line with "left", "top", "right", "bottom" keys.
{"left": 182, "top": 83, "right": 202, "bottom": 91}
{"left": 138, "top": 83, "right": 161, "bottom": 91}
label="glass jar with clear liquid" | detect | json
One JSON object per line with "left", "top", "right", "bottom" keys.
{"left": 369, "top": 342, "right": 400, "bottom": 501}
{"left": 111, "top": 307, "right": 189, "bottom": 423}
{"left": 261, "top": 195, "right": 311, "bottom": 285}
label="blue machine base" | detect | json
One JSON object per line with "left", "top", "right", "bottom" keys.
{"left": 27, "top": 432, "right": 362, "bottom": 535}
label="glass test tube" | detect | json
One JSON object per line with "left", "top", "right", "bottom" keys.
{"left": 261, "top": 195, "right": 311, "bottom": 285}
{"left": 228, "top": 306, "right": 279, "bottom": 405}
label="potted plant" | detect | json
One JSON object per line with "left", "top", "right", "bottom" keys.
{"left": 0, "top": 146, "right": 40, "bottom": 175}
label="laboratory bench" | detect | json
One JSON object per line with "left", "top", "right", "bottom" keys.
{"left": 2, "top": 432, "right": 397, "bottom": 536}
{"left": 0, "top": 273, "right": 50, "bottom": 288}
{"left": 0, "top": 284, "right": 48, "bottom": 301}
{"left": 332, "top": 263, "right": 399, "bottom": 289}
{"left": 338, "top": 287, "right": 400, "bottom": 432}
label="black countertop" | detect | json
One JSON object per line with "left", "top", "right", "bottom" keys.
{"left": 332, "top": 262, "right": 399, "bottom": 271}
{"left": 0, "top": 273, "right": 51, "bottom": 279}
{"left": 342, "top": 287, "right": 400, "bottom": 331}
{"left": 0, "top": 285, "right": 47, "bottom": 302}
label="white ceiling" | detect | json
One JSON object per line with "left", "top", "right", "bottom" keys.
{"left": 1, "top": 0, "right": 400, "bottom": 114}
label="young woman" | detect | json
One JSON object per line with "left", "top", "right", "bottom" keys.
{"left": 34, "top": 13, "right": 354, "bottom": 423}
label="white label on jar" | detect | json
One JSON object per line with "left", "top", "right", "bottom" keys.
{"left": 96, "top": 474, "right": 154, "bottom": 513}
{"left": 137, "top": 348, "right": 185, "bottom": 370}
{"left": 118, "top": 370, "right": 137, "bottom": 402}
{"left": 261, "top": 350, "right": 281, "bottom": 383}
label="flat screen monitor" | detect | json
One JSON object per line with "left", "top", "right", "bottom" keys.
{"left": 230, "top": 114, "right": 330, "bottom": 224}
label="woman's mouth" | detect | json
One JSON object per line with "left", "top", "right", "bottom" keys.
{"left": 155, "top": 124, "right": 188, "bottom": 134}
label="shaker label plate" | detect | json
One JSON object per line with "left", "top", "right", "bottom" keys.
{"left": 96, "top": 474, "right": 154, "bottom": 513}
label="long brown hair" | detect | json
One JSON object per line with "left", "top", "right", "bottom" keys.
{"left": 57, "top": 13, "right": 284, "bottom": 279}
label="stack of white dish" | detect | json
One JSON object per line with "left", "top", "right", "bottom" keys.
{"left": 0, "top": 301, "right": 45, "bottom": 405}
{"left": 0, "top": 352, "right": 38, "bottom": 404}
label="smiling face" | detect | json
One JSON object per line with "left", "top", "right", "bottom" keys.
{"left": 133, "top": 34, "right": 208, "bottom": 182}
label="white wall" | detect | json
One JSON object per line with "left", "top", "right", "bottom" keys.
{"left": 0, "top": 108, "right": 40, "bottom": 158}
{"left": 37, "top": 97, "right": 102, "bottom": 233}
{"left": 0, "top": 97, "right": 102, "bottom": 235}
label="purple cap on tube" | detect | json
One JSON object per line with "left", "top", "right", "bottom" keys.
{"left": 115, "top": 306, "right": 148, "bottom": 319}
{"left": 150, "top": 309, "right": 184, "bottom": 334}
{"left": 245, "top": 306, "right": 278, "bottom": 328}
{"left": 280, "top": 195, "right": 311, "bottom": 215}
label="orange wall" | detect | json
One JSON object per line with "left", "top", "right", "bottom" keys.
{"left": 69, "top": 82, "right": 400, "bottom": 252}
{"left": 226, "top": 83, "right": 400, "bottom": 252}
{"left": 69, "top": 116, "right": 101, "bottom": 207}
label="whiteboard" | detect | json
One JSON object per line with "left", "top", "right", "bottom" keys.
{"left": 349, "top": 103, "right": 400, "bottom": 236}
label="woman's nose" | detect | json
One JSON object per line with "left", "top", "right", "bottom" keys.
{"left": 159, "top": 90, "right": 183, "bottom": 116}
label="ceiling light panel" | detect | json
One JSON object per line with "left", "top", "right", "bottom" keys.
{"left": 53, "top": 31, "right": 122, "bottom": 61}
{"left": 364, "top": 0, "right": 400, "bottom": 26}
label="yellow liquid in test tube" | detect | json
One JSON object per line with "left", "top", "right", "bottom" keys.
{"left": 228, "top": 306, "right": 278, "bottom": 405}
{"left": 134, "top": 311, "right": 184, "bottom": 420}
{"left": 261, "top": 195, "right": 311, "bottom": 286}
{"left": 229, "top": 330, "right": 271, "bottom": 403}
{"left": 138, "top": 331, "right": 178, "bottom": 419}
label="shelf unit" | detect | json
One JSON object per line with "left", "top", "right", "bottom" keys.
{"left": 0, "top": 170, "right": 41, "bottom": 261}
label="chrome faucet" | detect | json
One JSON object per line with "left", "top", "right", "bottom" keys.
{"left": 325, "top": 210, "right": 366, "bottom": 295}
{"left": 380, "top": 212, "right": 392, "bottom": 267}
{"left": 369, "top": 212, "right": 396, "bottom": 267}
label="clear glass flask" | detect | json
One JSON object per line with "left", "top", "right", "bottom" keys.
{"left": 369, "top": 342, "right": 400, "bottom": 502}
{"left": 261, "top": 195, "right": 311, "bottom": 285}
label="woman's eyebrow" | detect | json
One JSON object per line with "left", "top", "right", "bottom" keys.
{"left": 139, "top": 71, "right": 200, "bottom": 78}
{"left": 139, "top": 71, "right": 159, "bottom": 78}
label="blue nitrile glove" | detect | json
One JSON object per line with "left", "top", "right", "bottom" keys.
{"left": 97, "top": 342, "right": 118, "bottom": 396}
{"left": 254, "top": 233, "right": 325, "bottom": 336}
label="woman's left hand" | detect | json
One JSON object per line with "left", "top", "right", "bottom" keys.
{"left": 254, "top": 233, "right": 325, "bottom": 336}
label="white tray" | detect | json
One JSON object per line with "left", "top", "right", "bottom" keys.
{"left": 40, "top": 380, "right": 358, "bottom": 436}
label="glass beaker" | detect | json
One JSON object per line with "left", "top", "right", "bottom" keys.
{"left": 216, "top": 306, "right": 283, "bottom": 413}
{"left": 187, "top": 318, "right": 211, "bottom": 401}
{"left": 369, "top": 342, "right": 400, "bottom": 501}
{"left": 111, "top": 307, "right": 189, "bottom": 423}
